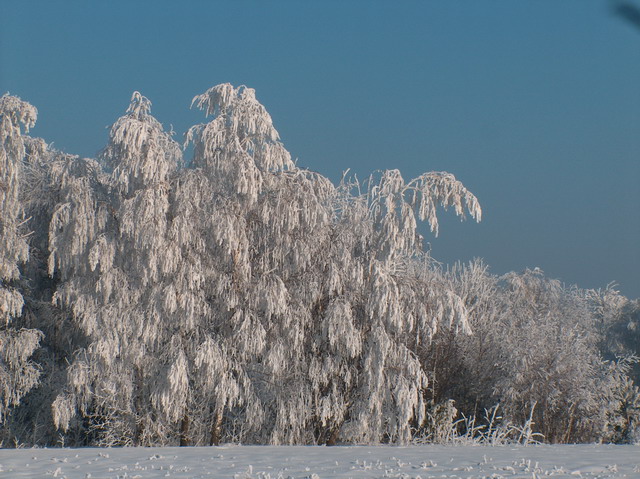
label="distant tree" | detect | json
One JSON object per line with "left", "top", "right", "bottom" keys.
{"left": 425, "top": 265, "right": 640, "bottom": 444}
{"left": 490, "top": 270, "right": 608, "bottom": 442}
{"left": 419, "top": 260, "right": 501, "bottom": 414}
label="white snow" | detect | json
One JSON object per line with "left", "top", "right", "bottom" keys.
{"left": 0, "top": 444, "right": 638, "bottom": 478}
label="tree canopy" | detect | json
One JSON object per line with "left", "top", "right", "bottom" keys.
{"left": 0, "top": 85, "right": 637, "bottom": 447}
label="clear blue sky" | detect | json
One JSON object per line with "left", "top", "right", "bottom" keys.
{"left": 2, "top": 1, "right": 639, "bottom": 298}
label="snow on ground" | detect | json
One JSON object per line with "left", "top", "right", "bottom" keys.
{"left": 0, "top": 444, "right": 638, "bottom": 478}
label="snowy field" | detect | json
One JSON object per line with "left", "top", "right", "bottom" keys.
{"left": 0, "top": 444, "right": 639, "bottom": 478}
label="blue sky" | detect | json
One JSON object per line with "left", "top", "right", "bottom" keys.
{"left": 2, "top": 0, "right": 639, "bottom": 297}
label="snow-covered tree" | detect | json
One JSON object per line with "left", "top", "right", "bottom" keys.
{"left": 421, "top": 264, "right": 640, "bottom": 444}
{"left": 46, "top": 83, "right": 483, "bottom": 446}
{"left": 50, "top": 92, "right": 183, "bottom": 445}
{"left": 183, "top": 84, "right": 483, "bottom": 444}
{"left": 6, "top": 81, "right": 628, "bottom": 447}
{"left": 0, "top": 95, "right": 43, "bottom": 425}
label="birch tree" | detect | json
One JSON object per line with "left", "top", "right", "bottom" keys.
{"left": 0, "top": 95, "right": 43, "bottom": 425}
{"left": 179, "top": 84, "right": 332, "bottom": 444}
{"left": 180, "top": 84, "right": 483, "bottom": 445}
{"left": 50, "top": 92, "right": 183, "bottom": 445}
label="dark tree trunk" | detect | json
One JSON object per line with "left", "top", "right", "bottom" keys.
{"left": 179, "top": 414, "right": 190, "bottom": 446}
{"left": 326, "top": 427, "right": 339, "bottom": 446}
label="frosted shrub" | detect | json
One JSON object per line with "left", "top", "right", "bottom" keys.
{"left": 421, "top": 263, "right": 640, "bottom": 444}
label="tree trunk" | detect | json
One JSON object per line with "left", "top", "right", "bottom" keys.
{"left": 209, "top": 411, "right": 223, "bottom": 446}
{"left": 133, "top": 366, "right": 144, "bottom": 446}
{"left": 326, "top": 426, "right": 340, "bottom": 446}
{"left": 179, "top": 414, "right": 190, "bottom": 446}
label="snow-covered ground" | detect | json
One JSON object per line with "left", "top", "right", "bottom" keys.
{"left": 0, "top": 444, "right": 638, "bottom": 478}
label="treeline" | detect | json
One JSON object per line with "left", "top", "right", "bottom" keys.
{"left": 0, "top": 85, "right": 638, "bottom": 447}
